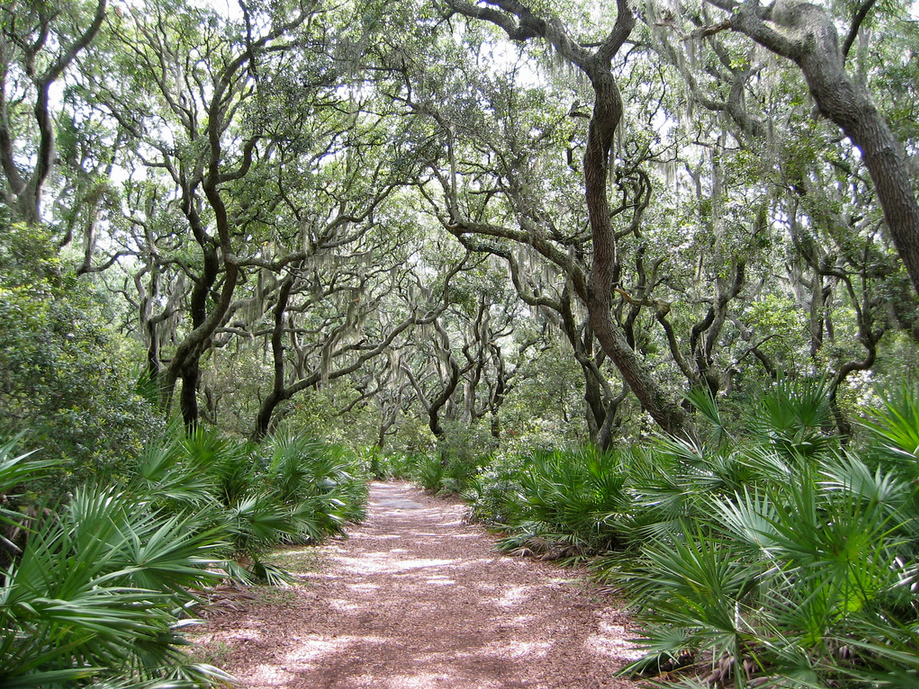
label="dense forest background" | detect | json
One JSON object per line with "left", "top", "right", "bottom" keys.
{"left": 3, "top": 0, "right": 919, "bottom": 685}
{"left": 3, "top": 0, "right": 918, "bottom": 466}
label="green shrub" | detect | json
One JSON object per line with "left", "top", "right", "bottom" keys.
{"left": 491, "top": 447, "right": 633, "bottom": 560}
{"left": 615, "top": 380, "right": 919, "bottom": 688}
{"left": 0, "top": 425, "right": 370, "bottom": 686}
{"left": 134, "top": 427, "right": 367, "bottom": 582}
{"left": 362, "top": 448, "right": 426, "bottom": 480}
{"left": 267, "top": 432, "right": 367, "bottom": 539}
{"left": 0, "top": 440, "right": 231, "bottom": 688}
{"left": 0, "top": 224, "right": 162, "bottom": 499}
{"left": 414, "top": 453, "right": 446, "bottom": 492}
{"left": 462, "top": 453, "right": 526, "bottom": 525}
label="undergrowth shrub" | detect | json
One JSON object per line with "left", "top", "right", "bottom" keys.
{"left": 0, "top": 438, "right": 230, "bottom": 688}
{"left": 411, "top": 448, "right": 487, "bottom": 495}
{"left": 457, "top": 382, "right": 919, "bottom": 687}
{"left": 410, "top": 453, "right": 441, "bottom": 492}
{"left": 137, "top": 426, "right": 366, "bottom": 582}
{"left": 362, "top": 447, "right": 427, "bottom": 481}
{"left": 612, "top": 381, "right": 919, "bottom": 688}
{"left": 462, "top": 453, "right": 526, "bottom": 525}
{"left": 0, "top": 427, "right": 368, "bottom": 686}
{"left": 492, "top": 447, "right": 633, "bottom": 560}
{"left": 0, "top": 224, "right": 163, "bottom": 499}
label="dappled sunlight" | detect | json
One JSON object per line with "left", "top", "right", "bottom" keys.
{"left": 201, "top": 482, "right": 642, "bottom": 688}
{"left": 246, "top": 665, "right": 295, "bottom": 686}
{"left": 504, "top": 614, "right": 539, "bottom": 627}
{"left": 478, "top": 639, "right": 553, "bottom": 660}
{"left": 283, "top": 634, "right": 388, "bottom": 664}
{"left": 355, "top": 533, "right": 402, "bottom": 540}
{"left": 200, "top": 627, "right": 264, "bottom": 644}
{"left": 494, "top": 584, "right": 535, "bottom": 607}
{"left": 588, "top": 622, "right": 644, "bottom": 661}
{"left": 344, "top": 581, "right": 381, "bottom": 592}
{"left": 376, "top": 672, "right": 508, "bottom": 689}
{"left": 335, "top": 555, "right": 457, "bottom": 575}
{"left": 424, "top": 574, "right": 456, "bottom": 585}
{"left": 326, "top": 597, "right": 366, "bottom": 612}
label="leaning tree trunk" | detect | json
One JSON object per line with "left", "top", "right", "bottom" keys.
{"left": 580, "top": 6, "right": 692, "bottom": 437}
{"left": 444, "top": 0, "right": 693, "bottom": 438}
{"left": 252, "top": 273, "right": 297, "bottom": 442}
{"left": 709, "top": 0, "right": 919, "bottom": 298}
{"left": 0, "top": 0, "right": 107, "bottom": 226}
{"left": 424, "top": 358, "right": 462, "bottom": 443}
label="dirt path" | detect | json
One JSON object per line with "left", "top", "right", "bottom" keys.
{"left": 197, "top": 481, "right": 645, "bottom": 688}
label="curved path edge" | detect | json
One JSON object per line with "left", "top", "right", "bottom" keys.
{"left": 196, "top": 481, "right": 644, "bottom": 689}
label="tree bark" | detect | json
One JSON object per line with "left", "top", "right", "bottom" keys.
{"left": 253, "top": 272, "right": 297, "bottom": 441}
{"left": 581, "top": 5, "right": 692, "bottom": 437}
{"left": 707, "top": 0, "right": 919, "bottom": 298}
{"left": 0, "top": 0, "right": 108, "bottom": 224}
{"left": 443, "top": 0, "right": 693, "bottom": 437}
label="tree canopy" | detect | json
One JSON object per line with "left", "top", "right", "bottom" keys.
{"left": 1, "top": 0, "right": 918, "bottom": 455}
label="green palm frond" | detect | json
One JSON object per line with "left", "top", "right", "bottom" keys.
{"left": 0, "top": 478, "right": 227, "bottom": 686}
{"left": 820, "top": 452, "right": 909, "bottom": 517}
{"left": 710, "top": 488, "right": 779, "bottom": 553}
{"left": 0, "top": 435, "right": 61, "bottom": 551}
{"left": 0, "top": 429, "right": 373, "bottom": 687}
{"left": 504, "top": 448, "right": 632, "bottom": 554}
{"left": 749, "top": 376, "right": 836, "bottom": 459}
{"left": 839, "top": 620, "right": 919, "bottom": 687}
{"left": 861, "top": 385, "right": 919, "bottom": 475}
{"left": 133, "top": 438, "right": 214, "bottom": 508}
{"left": 739, "top": 445, "right": 795, "bottom": 485}
{"left": 684, "top": 385, "right": 731, "bottom": 446}
{"left": 619, "top": 623, "right": 693, "bottom": 677}
{"left": 0, "top": 435, "right": 59, "bottom": 496}
{"left": 2, "top": 528, "right": 176, "bottom": 682}
{"left": 225, "top": 492, "right": 295, "bottom": 554}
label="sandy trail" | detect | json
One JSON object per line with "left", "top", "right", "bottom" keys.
{"left": 197, "top": 481, "right": 644, "bottom": 688}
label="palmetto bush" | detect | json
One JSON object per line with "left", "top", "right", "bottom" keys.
{"left": 136, "top": 427, "right": 367, "bottom": 583}
{"left": 0, "top": 441, "right": 231, "bottom": 688}
{"left": 362, "top": 448, "right": 423, "bottom": 481}
{"left": 266, "top": 432, "right": 367, "bottom": 541}
{"left": 462, "top": 452, "right": 527, "bottom": 526}
{"left": 616, "top": 382, "right": 919, "bottom": 688}
{"left": 490, "top": 447, "right": 634, "bottom": 560}
{"left": 1, "top": 428, "right": 367, "bottom": 686}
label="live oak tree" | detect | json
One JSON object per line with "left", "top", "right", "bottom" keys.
{"left": 378, "top": 43, "right": 635, "bottom": 444}
{"left": 700, "top": 0, "right": 919, "bottom": 298}
{"left": 0, "top": 0, "right": 107, "bottom": 226}
{"left": 247, "top": 231, "right": 453, "bottom": 442}
{"left": 80, "top": 0, "right": 323, "bottom": 427}
{"left": 3, "top": 0, "right": 919, "bottom": 450}
{"left": 644, "top": 0, "right": 918, "bottom": 426}
{"left": 438, "top": 0, "right": 696, "bottom": 437}
{"left": 427, "top": 0, "right": 919, "bottom": 439}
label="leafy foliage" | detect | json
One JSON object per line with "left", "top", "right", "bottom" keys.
{"left": 0, "top": 427, "right": 367, "bottom": 686}
{"left": 613, "top": 382, "right": 919, "bottom": 688}
{"left": 363, "top": 447, "right": 426, "bottom": 481}
{"left": 134, "top": 427, "right": 367, "bottom": 581}
{"left": 461, "top": 447, "right": 633, "bottom": 560}
{"left": 462, "top": 453, "right": 527, "bottom": 526}
{"left": 459, "top": 381, "right": 919, "bottom": 686}
{"left": 0, "top": 223, "right": 161, "bottom": 495}
{"left": 0, "top": 446, "right": 229, "bottom": 687}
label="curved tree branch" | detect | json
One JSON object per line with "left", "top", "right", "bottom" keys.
{"left": 707, "top": 0, "right": 919, "bottom": 298}
{"left": 842, "top": 0, "right": 877, "bottom": 59}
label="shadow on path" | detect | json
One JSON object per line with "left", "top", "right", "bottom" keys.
{"left": 198, "top": 481, "right": 643, "bottom": 689}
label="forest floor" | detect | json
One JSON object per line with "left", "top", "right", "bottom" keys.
{"left": 193, "top": 481, "right": 646, "bottom": 689}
